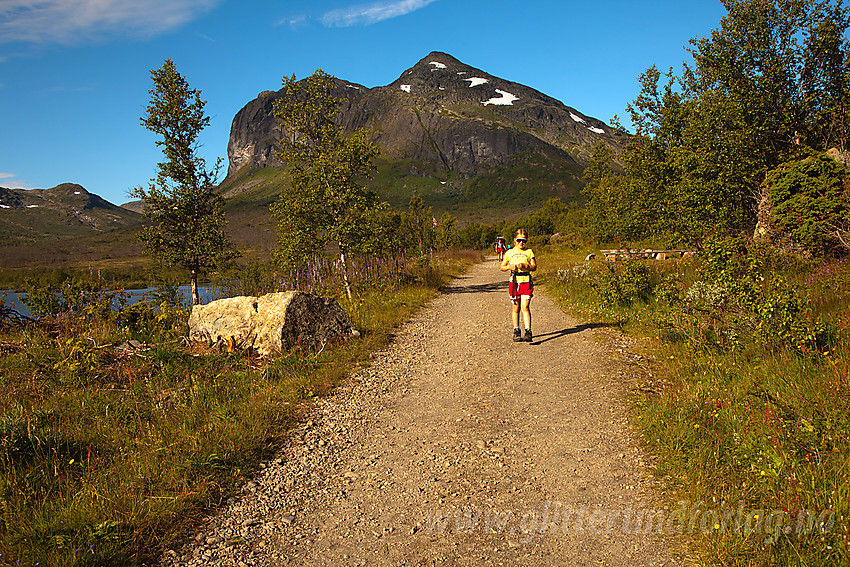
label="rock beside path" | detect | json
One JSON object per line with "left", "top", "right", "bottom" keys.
{"left": 188, "top": 291, "right": 356, "bottom": 356}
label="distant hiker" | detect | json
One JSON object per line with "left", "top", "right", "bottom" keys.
{"left": 494, "top": 236, "right": 507, "bottom": 260}
{"left": 500, "top": 229, "right": 536, "bottom": 342}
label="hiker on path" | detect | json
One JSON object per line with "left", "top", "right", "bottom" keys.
{"left": 494, "top": 237, "right": 507, "bottom": 261}
{"left": 500, "top": 228, "right": 536, "bottom": 342}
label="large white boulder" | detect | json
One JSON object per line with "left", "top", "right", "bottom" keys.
{"left": 188, "top": 291, "right": 356, "bottom": 356}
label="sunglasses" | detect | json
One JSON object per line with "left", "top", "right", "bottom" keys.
{"left": 516, "top": 238, "right": 527, "bottom": 243}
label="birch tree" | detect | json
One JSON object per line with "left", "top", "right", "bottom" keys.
{"left": 271, "top": 70, "right": 380, "bottom": 300}
{"left": 133, "top": 59, "right": 237, "bottom": 305}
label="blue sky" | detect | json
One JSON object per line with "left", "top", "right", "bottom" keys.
{"left": 0, "top": 0, "right": 727, "bottom": 206}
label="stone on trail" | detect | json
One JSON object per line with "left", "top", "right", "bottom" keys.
{"left": 188, "top": 291, "right": 356, "bottom": 356}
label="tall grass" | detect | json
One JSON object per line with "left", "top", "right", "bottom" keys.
{"left": 537, "top": 244, "right": 849, "bottom": 566}
{"left": 0, "top": 249, "right": 481, "bottom": 567}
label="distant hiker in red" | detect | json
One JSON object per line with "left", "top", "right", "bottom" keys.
{"left": 494, "top": 236, "right": 506, "bottom": 260}
{"left": 500, "top": 228, "right": 536, "bottom": 342}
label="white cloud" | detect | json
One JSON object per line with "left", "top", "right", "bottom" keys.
{"left": 0, "top": 0, "right": 221, "bottom": 45}
{"left": 321, "top": 0, "right": 438, "bottom": 27}
{"left": 278, "top": 14, "right": 307, "bottom": 29}
{"left": 0, "top": 173, "right": 34, "bottom": 189}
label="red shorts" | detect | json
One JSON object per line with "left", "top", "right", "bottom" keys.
{"left": 509, "top": 281, "right": 533, "bottom": 303}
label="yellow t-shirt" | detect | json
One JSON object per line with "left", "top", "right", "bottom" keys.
{"left": 505, "top": 248, "right": 534, "bottom": 283}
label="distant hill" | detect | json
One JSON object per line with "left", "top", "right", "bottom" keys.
{"left": 224, "top": 51, "right": 627, "bottom": 222}
{"left": 120, "top": 200, "right": 145, "bottom": 214}
{"left": 0, "top": 183, "right": 141, "bottom": 247}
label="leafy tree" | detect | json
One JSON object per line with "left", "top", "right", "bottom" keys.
{"left": 765, "top": 152, "right": 850, "bottom": 254}
{"left": 434, "top": 212, "right": 458, "bottom": 250}
{"left": 582, "top": 142, "right": 654, "bottom": 242}
{"left": 802, "top": 5, "right": 850, "bottom": 150}
{"left": 359, "top": 206, "right": 414, "bottom": 256}
{"left": 133, "top": 59, "right": 237, "bottom": 305}
{"left": 406, "top": 193, "right": 435, "bottom": 255}
{"left": 589, "top": 0, "right": 850, "bottom": 247}
{"left": 271, "top": 70, "right": 380, "bottom": 299}
{"left": 457, "top": 222, "right": 498, "bottom": 250}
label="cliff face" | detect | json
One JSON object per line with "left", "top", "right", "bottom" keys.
{"left": 226, "top": 52, "right": 626, "bottom": 180}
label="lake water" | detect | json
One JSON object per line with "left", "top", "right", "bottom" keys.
{"left": 1, "top": 285, "right": 221, "bottom": 319}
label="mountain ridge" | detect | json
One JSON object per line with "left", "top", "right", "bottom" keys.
{"left": 0, "top": 183, "right": 141, "bottom": 247}
{"left": 226, "top": 51, "right": 625, "bottom": 182}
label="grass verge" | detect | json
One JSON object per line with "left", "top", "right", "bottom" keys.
{"left": 536, "top": 244, "right": 849, "bottom": 566}
{"left": 0, "top": 249, "right": 481, "bottom": 567}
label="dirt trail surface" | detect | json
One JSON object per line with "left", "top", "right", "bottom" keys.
{"left": 161, "top": 258, "right": 684, "bottom": 566}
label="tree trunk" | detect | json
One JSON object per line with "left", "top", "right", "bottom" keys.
{"left": 191, "top": 269, "right": 200, "bottom": 306}
{"left": 339, "top": 246, "right": 353, "bottom": 301}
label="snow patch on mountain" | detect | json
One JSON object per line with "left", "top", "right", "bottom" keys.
{"left": 465, "top": 77, "right": 488, "bottom": 87}
{"left": 588, "top": 126, "right": 605, "bottom": 134}
{"left": 400, "top": 84, "right": 411, "bottom": 93}
{"left": 570, "top": 112, "right": 587, "bottom": 124}
{"left": 483, "top": 89, "right": 518, "bottom": 106}
{"left": 429, "top": 61, "right": 446, "bottom": 69}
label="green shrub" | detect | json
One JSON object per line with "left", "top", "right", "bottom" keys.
{"left": 22, "top": 274, "right": 111, "bottom": 318}
{"left": 408, "top": 255, "right": 442, "bottom": 288}
{"left": 587, "top": 259, "right": 654, "bottom": 307}
{"left": 766, "top": 153, "right": 849, "bottom": 255}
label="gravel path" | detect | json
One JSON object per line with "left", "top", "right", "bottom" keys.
{"left": 161, "top": 258, "right": 684, "bottom": 566}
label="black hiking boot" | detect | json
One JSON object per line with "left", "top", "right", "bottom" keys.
{"left": 523, "top": 329, "right": 533, "bottom": 342}
{"left": 513, "top": 328, "right": 522, "bottom": 342}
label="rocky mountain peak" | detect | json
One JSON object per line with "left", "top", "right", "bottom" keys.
{"left": 225, "top": 51, "right": 625, "bottom": 190}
